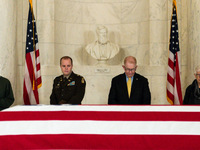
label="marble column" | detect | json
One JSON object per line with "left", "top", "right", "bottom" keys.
{"left": 149, "top": 0, "right": 169, "bottom": 104}
{"left": 188, "top": 0, "right": 200, "bottom": 82}
{"left": 0, "top": 0, "right": 17, "bottom": 87}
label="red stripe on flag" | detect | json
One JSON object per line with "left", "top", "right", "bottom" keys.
{"left": 36, "top": 63, "right": 40, "bottom": 70}
{"left": 0, "top": 134, "right": 200, "bottom": 149}
{"left": 167, "top": 89, "right": 174, "bottom": 101}
{"left": 167, "top": 74, "right": 174, "bottom": 85}
{"left": 26, "top": 53, "right": 35, "bottom": 84}
{"left": 36, "top": 77, "right": 42, "bottom": 85}
{"left": 175, "top": 54, "right": 183, "bottom": 104}
{"left": 36, "top": 49, "right": 39, "bottom": 57}
{"left": 23, "top": 81, "right": 31, "bottom": 105}
{"left": 34, "top": 90, "right": 39, "bottom": 104}
{"left": 168, "top": 58, "right": 174, "bottom": 69}
{"left": 1, "top": 111, "right": 200, "bottom": 121}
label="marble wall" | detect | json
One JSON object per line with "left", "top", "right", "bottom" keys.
{"left": 0, "top": 0, "right": 17, "bottom": 91}
{"left": 188, "top": 0, "right": 200, "bottom": 82}
{"left": 3, "top": 0, "right": 199, "bottom": 105}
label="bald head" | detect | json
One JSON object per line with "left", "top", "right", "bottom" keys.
{"left": 123, "top": 56, "right": 137, "bottom": 78}
{"left": 124, "top": 56, "right": 137, "bottom": 65}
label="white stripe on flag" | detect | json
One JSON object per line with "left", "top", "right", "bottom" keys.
{"left": 36, "top": 43, "right": 39, "bottom": 51}
{"left": 167, "top": 81, "right": 174, "bottom": 94}
{"left": 169, "top": 51, "right": 174, "bottom": 62}
{"left": 174, "top": 80, "right": 179, "bottom": 104}
{"left": 1, "top": 121, "right": 200, "bottom": 136}
{"left": 24, "top": 52, "right": 37, "bottom": 104}
{"left": 24, "top": 62, "right": 35, "bottom": 102}
{"left": 4, "top": 105, "right": 200, "bottom": 112}
{"left": 167, "top": 66, "right": 174, "bottom": 79}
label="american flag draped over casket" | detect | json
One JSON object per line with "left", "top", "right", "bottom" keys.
{"left": 0, "top": 105, "right": 200, "bottom": 149}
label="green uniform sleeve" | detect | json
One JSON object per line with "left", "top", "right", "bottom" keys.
{"left": 0, "top": 79, "right": 14, "bottom": 110}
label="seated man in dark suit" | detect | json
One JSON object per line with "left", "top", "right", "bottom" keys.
{"left": 108, "top": 56, "right": 151, "bottom": 104}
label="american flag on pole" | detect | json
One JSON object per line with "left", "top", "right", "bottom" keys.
{"left": 23, "top": 0, "right": 42, "bottom": 105}
{"left": 167, "top": 0, "right": 182, "bottom": 105}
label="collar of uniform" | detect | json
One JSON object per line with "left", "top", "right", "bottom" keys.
{"left": 67, "top": 71, "right": 75, "bottom": 80}
{"left": 63, "top": 72, "right": 74, "bottom": 79}
{"left": 63, "top": 75, "right": 70, "bottom": 79}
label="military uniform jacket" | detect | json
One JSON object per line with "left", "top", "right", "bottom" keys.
{"left": 50, "top": 72, "right": 86, "bottom": 104}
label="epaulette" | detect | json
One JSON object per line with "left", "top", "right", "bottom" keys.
{"left": 81, "top": 77, "right": 85, "bottom": 84}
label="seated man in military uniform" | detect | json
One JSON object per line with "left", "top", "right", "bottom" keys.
{"left": 50, "top": 56, "right": 86, "bottom": 104}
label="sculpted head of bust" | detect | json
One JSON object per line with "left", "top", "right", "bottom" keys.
{"left": 96, "top": 25, "right": 108, "bottom": 45}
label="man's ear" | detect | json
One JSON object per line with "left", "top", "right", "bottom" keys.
{"left": 122, "top": 65, "right": 125, "bottom": 71}
{"left": 135, "top": 65, "right": 138, "bottom": 71}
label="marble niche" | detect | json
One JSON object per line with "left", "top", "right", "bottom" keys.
{"left": 13, "top": 0, "right": 197, "bottom": 105}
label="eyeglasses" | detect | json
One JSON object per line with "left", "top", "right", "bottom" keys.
{"left": 124, "top": 67, "right": 136, "bottom": 72}
{"left": 196, "top": 74, "right": 200, "bottom": 77}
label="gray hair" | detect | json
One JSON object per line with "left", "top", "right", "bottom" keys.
{"left": 194, "top": 65, "right": 200, "bottom": 74}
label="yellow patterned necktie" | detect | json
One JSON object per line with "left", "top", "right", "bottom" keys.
{"left": 127, "top": 78, "right": 131, "bottom": 98}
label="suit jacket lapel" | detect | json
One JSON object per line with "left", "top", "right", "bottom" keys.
{"left": 130, "top": 73, "right": 138, "bottom": 99}
{"left": 122, "top": 73, "right": 129, "bottom": 99}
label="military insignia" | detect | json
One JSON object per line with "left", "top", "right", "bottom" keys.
{"left": 68, "top": 81, "right": 75, "bottom": 86}
{"left": 81, "top": 78, "right": 85, "bottom": 83}
{"left": 55, "top": 83, "right": 60, "bottom": 88}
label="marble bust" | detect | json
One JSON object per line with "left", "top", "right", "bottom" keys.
{"left": 85, "top": 25, "right": 119, "bottom": 64}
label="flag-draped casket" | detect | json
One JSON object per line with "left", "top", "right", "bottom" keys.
{"left": 0, "top": 105, "right": 200, "bottom": 149}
